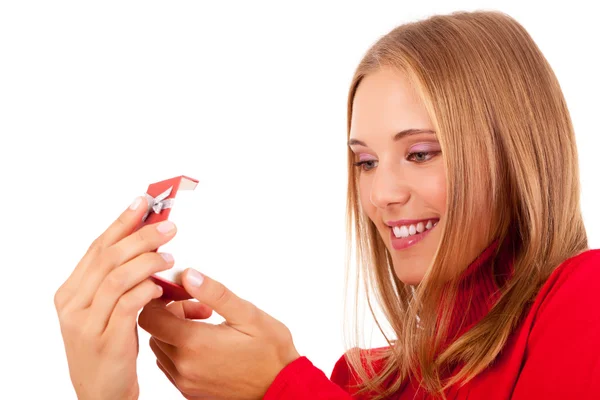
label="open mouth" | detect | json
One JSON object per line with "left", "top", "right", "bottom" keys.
{"left": 389, "top": 218, "right": 439, "bottom": 250}
{"left": 390, "top": 218, "right": 439, "bottom": 238}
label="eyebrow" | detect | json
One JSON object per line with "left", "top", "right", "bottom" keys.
{"left": 348, "top": 129, "right": 436, "bottom": 147}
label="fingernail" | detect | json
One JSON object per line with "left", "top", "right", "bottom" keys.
{"left": 160, "top": 252, "right": 174, "bottom": 263}
{"left": 129, "top": 196, "right": 142, "bottom": 210}
{"left": 157, "top": 220, "right": 175, "bottom": 234}
{"left": 187, "top": 269, "right": 204, "bottom": 287}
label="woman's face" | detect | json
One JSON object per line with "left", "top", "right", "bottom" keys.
{"left": 349, "top": 68, "right": 446, "bottom": 285}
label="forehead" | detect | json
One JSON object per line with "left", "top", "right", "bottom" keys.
{"left": 350, "top": 68, "right": 432, "bottom": 139}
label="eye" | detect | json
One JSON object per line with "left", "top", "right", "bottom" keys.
{"left": 407, "top": 151, "right": 438, "bottom": 163}
{"left": 352, "top": 160, "right": 378, "bottom": 172}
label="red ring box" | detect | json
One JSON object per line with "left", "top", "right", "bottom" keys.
{"left": 134, "top": 175, "right": 199, "bottom": 301}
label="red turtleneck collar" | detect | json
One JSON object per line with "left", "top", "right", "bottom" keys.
{"left": 445, "top": 236, "right": 515, "bottom": 342}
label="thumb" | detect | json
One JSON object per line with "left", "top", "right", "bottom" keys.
{"left": 181, "top": 268, "right": 257, "bottom": 328}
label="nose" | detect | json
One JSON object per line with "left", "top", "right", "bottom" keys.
{"left": 369, "top": 163, "right": 411, "bottom": 209}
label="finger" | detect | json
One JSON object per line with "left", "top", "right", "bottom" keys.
{"left": 150, "top": 337, "right": 181, "bottom": 376}
{"left": 56, "top": 197, "right": 149, "bottom": 308}
{"left": 102, "top": 196, "right": 149, "bottom": 247}
{"left": 147, "top": 297, "right": 172, "bottom": 308}
{"left": 156, "top": 360, "right": 203, "bottom": 400}
{"left": 181, "top": 269, "right": 259, "bottom": 329}
{"left": 156, "top": 359, "right": 177, "bottom": 388}
{"left": 164, "top": 301, "right": 186, "bottom": 319}
{"left": 72, "top": 220, "right": 177, "bottom": 309}
{"left": 151, "top": 336, "right": 179, "bottom": 362}
{"left": 139, "top": 301, "right": 212, "bottom": 346}
{"left": 166, "top": 301, "right": 214, "bottom": 320}
{"left": 88, "top": 252, "right": 174, "bottom": 334}
{"left": 156, "top": 360, "right": 176, "bottom": 385}
{"left": 104, "top": 278, "right": 164, "bottom": 344}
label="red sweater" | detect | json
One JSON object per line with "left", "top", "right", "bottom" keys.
{"left": 264, "top": 239, "right": 600, "bottom": 399}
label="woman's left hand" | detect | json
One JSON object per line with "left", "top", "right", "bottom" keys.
{"left": 138, "top": 268, "right": 301, "bottom": 400}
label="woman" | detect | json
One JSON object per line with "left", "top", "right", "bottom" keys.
{"left": 54, "top": 10, "right": 600, "bottom": 400}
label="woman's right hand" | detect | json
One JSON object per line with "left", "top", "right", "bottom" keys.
{"left": 54, "top": 196, "right": 177, "bottom": 400}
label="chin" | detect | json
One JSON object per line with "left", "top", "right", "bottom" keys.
{"left": 388, "top": 248, "right": 430, "bottom": 285}
{"left": 393, "top": 267, "right": 425, "bottom": 286}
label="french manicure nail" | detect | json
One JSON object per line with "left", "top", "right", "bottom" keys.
{"left": 160, "top": 252, "right": 174, "bottom": 263}
{"left": 157, "top": 220, "right": 175, "bottom": 234}
{"left": 129, "top": 196, "right": 142, "bottom": 210}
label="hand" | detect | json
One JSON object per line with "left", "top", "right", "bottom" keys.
{"left": 54, "top": 197, "right": 177, "bottom": 400}
{"left": 149, "top": 300, "right": 215, "bottom": 397}
{"left": 138, "top": 270, "right": 301, "bottom": 400}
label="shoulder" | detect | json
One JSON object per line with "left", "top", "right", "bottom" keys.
{"left": 510, "top": 250, "right": 600, "bottom": 397}
{"left": 526, "top": 248, "right": 600, "bottom": 343}
{"left": 550, "top": 248, "right": 600, "bottom": 284}
{"left": 330, "top": 346, "right": 390, "bottom": 391}
{"left": 534, "top": 248, "right": 600, "bottom": 314}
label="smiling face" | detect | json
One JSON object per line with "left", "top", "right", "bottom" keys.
{"left": 349, "top": 67, "right": 446, "bottom": 285}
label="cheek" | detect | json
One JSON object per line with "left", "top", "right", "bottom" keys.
{"left": 413, "top": 164, "right": 446, "bottom": 215}
{"left": 358, "top": 176, "right": 376, "bottom": 216}
{"left": 431, "top": 173, "right": 447, "bottom": 214}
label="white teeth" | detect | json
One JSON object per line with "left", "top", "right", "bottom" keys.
{"left": 399, "top": 226, "right": 409, "bottom": 238}
{"left": 393, "top": 226, "right": 409, "bottom": 238}
{"left": 392, "top": 219, "right": 438, "bottom": 238}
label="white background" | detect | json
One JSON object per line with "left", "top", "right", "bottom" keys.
{"left": 1, "top": 1, "right": 598, "bottom": 399}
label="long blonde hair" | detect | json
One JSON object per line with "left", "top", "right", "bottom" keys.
{"left": 344, "top": 10, "right": 588, "bottom": 398}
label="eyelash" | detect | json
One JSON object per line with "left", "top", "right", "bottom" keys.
{"left": 352, "top": 151, "right": 438, "bottom": 172}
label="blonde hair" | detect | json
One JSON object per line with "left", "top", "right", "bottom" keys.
{"left": 344, "top": 10, "right": 588, "bottom": 398}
